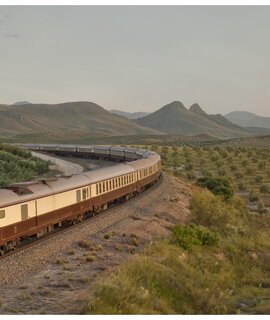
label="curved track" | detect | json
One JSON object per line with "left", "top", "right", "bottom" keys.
{"left": 0, "top": 174, "right": 167, "bottom": 289}
{"left": 0, "top": 173, "right": 163, "bottom": 263}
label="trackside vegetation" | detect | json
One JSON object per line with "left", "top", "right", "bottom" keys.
{"left": 0, "top": 143, "right": 49, "bottom": 187}
{"left": 84, "top": 187, "right": 270, "bottom": 314}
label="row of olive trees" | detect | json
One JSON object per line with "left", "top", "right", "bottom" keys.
{"left": 0, "top": 146, "right": 49, "bottom": 187}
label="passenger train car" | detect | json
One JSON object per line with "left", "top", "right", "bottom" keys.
{"left": 0, "top": 144, "right": 161, "bottom": 254}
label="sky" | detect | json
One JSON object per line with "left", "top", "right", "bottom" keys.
{"left": 0, "top": 5, "right": 270, "bottom": 116}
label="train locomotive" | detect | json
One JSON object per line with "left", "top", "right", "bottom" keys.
{"left": 0, "top": 144, "right": 161, "bottom": 254}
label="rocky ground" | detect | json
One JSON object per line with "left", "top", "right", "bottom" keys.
{"left": 0, "top": 175, "right": 191, "bottom": 314}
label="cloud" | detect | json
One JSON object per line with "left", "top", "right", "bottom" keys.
{"left": 1, "top": 32, "right": 20, "bottom": 38}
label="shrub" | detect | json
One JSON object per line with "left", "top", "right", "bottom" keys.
{"left": 246, "top": 167, "right": 253, "bottom": 175}
{"left": 241, "top": 160, "right": 248, "bottom": 167}
{"left": 172, "top": 224, "right": 218, "bottom": 250}
{"left": 259, "top": 184, "right": 270, "bottom": 194}
{"left": 185, "top": 162, "right": 193, "bottom": 171}
{"left": 86, "top": 256, "right": 96, "bottom": 262}
{"left": 249, "top": 190, "right": 259, "bottom": 202}
{"left": 257, "top": 200, "right": 267, "bottom": 215}
{"left": 258, "top": 161, "right": 266, "bottom": 170}
{"left": 190, "top": 190, "right": 247, "bottom": 230}
{"left": 238, "top": 182, "right": 247, "bottom": 192}
{"left": 255, "top": 175, "right": 263, "bottom": 183}
{"left": 78, "top": 240, "right": 93, "bottom": 249}
{"left": 196, "top": 177, "right": 234, "bottom": 201}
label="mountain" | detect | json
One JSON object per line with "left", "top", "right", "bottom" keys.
{"left": 189, "top": 103, "right": 207, "bottom": 116}
{"left": 225, "top": 111, "right": 270, "bottom": 128}
{"left": 13, "top": 101, "right": 32, "bottom": 105}
{"left": 137, "top": 101, "right": 251, "bottom": 139}
{"left": 0, "top": 101, "right": 164, "bottom": 137}
{"left": 110, "top": 109, "right": 149, "bottom": 119}
{"left": 189, "top": 103, "right": 245, "bottom": 131}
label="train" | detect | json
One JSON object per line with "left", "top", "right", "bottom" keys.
{"left": 0, "top": 144, "right": 162, "bottom": 255}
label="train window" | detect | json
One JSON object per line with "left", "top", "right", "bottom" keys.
{"left": 96, "top": 184, "right": 99, "bottom": 195}
{"left": 106, "top": 181, "right": 109, "bottom": 191}
{"left": 109, "top": 180, "right": 112, "bottom": 190}
{"left": 123, "top": 176, "right": 126, "bottom": 185}
{"left": 118, "top": 177, "right": 121, "bottom": 187}
{"left": 99, "top": 183, "right": 102, "bottom": 194}
{"left": 112, "top": 179, "right": 115, "bottom": 189}
{"left": 121, "top": 177, "right": 123, "bottom": 186}
{"left": 103, "top": 182, "right": 105, "bottom": 193}
{"left": 0, "top": 210, "right": 5, "bottom": 219}
{"left": 21, "top": 204, "right": 28, "bottom": 220}
{"left": 76, "top": 190, "right": 81, "bottom": 202}
{"left": 82, "top": 188, "right": 88, "bottom": 200}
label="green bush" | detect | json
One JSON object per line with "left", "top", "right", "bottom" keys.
{"left": 259, "top": 184, "right": 270, "bottom": 194}
{"left": 190, "top": 190, "right": 247, "bottom": 230}
{"left": 196, "top": 177, "right": 234, "bottom": 200}
{"left": 255, "top": 175, "right": 263, "bottom": 183}
{"left": 172, "top": 224, "right": 218, "bottom": 250}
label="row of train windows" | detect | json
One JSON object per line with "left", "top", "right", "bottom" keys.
{"left": 76, "top": 188, "right": 89, "bottom": 203}
{"left": 0, "top": 204, "right": 28, "bottom": 221}
{"left": 139, "top": 164, "right": 158, "bottom": 179}
{"left": 96, "top": 173, "right": 134, "bottom": 195}
{"left": 0, "top": 165, "right": 161, "bottom": 218}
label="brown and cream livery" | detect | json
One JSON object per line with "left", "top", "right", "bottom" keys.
{"left": 0, "top": 144, "right": 161, "bottom": 254}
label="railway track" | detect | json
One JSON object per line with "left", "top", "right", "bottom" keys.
{"left": 0, "top": 174, "right": 163, "bottom": 263}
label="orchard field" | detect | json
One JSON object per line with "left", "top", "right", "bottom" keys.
{"left": 147, "top": 144, "right": 270, "bottom": 215}
{"left": 0, "top": 143, "right": 49, "bottom": 187}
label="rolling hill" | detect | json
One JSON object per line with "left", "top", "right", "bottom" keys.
{"left": 110, "top": 109, "right": 149, "bottom": 119}
{"left": 225, "top": 111, "right": 270, "bottom": 128}
{"left": 136, "top": 101, "right": 251, "bottom": 139}
{"left": 0, "top": 101, "right": 164, "bottom": 137}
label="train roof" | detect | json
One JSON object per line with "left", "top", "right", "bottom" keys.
{"left": 0, "top": 144, "right": 160, "bottom": 208}
{"left": 0, "top": 163, "right": 135, "bottom": 208}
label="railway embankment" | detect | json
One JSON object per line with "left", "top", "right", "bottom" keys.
{"left": 0, "top": 174, "right": 191, "bottom": 314}
{"left": 31, "top": 151, "right": 84, "bottom": 175}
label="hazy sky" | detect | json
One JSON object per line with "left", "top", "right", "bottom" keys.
{"left": 0, "top": 6, "right": 270, "bottom": 115}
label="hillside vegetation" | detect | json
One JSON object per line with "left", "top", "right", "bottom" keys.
{"left": 84, "top": 188, "right": 270, "bottom": 314}
{"left": 0, "top": 101, "right": 163, "bottom": 137}
{"left": 83, "top": 141, "right": 270, "bottom": 314}
{"left": 0, "top": 143, "right": 49, "bottom": 187}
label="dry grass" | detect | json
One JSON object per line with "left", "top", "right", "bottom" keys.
{"left": 84, "top": 191, "right": 270, "bottom": 315}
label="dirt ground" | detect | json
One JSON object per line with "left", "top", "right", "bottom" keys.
{"left": 0, "top": 175, "right": 191, "bottom": 314}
